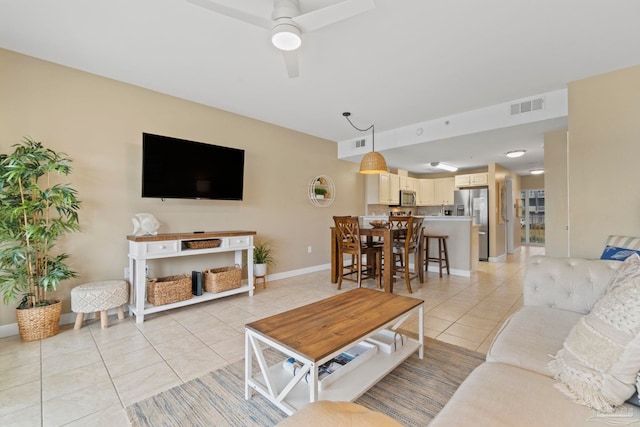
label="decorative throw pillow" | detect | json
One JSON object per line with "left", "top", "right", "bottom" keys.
{"left": 548, "top": 254, "right": 640, "bottom": 412}
{"left": 601, "top": 245, "right": 640, "bottom": 261}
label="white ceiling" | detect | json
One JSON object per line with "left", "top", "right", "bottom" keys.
{"left": 1, "top": 0, "right": 639, "bottom": 175}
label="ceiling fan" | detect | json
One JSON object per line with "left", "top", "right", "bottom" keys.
{"left": 187, "top": 0, "right": 376, "bottom": 78}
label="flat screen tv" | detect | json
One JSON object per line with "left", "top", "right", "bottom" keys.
{"left": 142, "top": 133, "right": 245, "bottom": 200}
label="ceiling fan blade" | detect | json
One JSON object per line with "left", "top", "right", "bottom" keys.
{"left": 187, "top": 0, "right": 271, "bottom": 30}
{"left": 293, "top": 0, "right": 376, "bottom": 33}
{"left": 282, "top": 50, "right": 299, "bottom": 78}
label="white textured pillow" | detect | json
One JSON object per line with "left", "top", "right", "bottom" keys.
{"left": 548, "top": 254, "right": 640, "bottom": 412}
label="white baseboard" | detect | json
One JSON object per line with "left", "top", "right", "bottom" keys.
{"left": 425, "top": 265, "right": 471, "bottom": 278}
{"left": 489, "top": 253, "right": 507, "bottom": 262}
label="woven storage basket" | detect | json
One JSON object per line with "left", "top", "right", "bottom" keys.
{"left": 16, "top": 300, "right": 62, "bottom": 342}
{"left": 203, "top": 265, "right": 242, "bottom": 293}
{"left": 184, "top": 239, "right": 222, "bottom": 250}
{"left": 147, "top": 274, "right": 192, "bottom": 306}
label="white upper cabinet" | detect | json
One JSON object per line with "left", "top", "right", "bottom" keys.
{"left": 417, "top": 179, "right": 435, "bottom": 206}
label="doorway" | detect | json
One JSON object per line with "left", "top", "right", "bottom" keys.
{"left": 520, "top": 189, "right": 545, "bottom": 245}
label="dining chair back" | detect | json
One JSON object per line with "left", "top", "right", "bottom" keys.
{"left": 391, "top": 216, "right": 424, "bottom": 293}
{"left": 333, "top": 216, "right": 382, "bottom": 290}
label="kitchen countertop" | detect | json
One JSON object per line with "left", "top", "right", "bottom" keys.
{"left": 423, "top": 216, "right": 471, "bottom": 221}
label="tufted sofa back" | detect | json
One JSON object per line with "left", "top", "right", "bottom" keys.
{"left": 523, "top": 255, "right": 620, "bottom": 314}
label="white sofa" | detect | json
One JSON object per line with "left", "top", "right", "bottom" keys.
{"left": 430, "top": 255, "right": 640, "bottom": 426}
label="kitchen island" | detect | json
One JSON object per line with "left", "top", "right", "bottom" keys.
{"left": 423, "top": 216, "right": 478, "bottom": 277}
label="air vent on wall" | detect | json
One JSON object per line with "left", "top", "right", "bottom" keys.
{"left": 355, "top": 138, "right": 367, "bottom": 148}
{"left": 510, "top": 97, "right": 544, "bottom": 115}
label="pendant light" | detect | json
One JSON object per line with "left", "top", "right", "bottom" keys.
{"left": 342, "top": 112, "right": 388, "bottom": 174}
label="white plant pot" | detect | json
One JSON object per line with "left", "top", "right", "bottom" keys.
{"left": 254, "top": 263, "right": 267, "bottom": 277}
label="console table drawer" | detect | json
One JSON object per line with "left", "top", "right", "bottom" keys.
{"left": 228, "top": 236, "right": 252, "bottom": 248}
{"left": 144, "top": 241, "right": 180, "bottom": 256}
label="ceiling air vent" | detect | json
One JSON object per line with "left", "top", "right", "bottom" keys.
{"left": 510, "top": 97, "right": 544, "bottom": 115}
{"left": 355, "top": 138, "right": 366, "bottom": 148}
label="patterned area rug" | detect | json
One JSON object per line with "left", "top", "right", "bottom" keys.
{"left": 126, "top": 338, "right": 484, "bottom": 427}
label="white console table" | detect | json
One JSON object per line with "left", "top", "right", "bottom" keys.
{"left": 127, "top": 230, "right": 256, "bottom": 323}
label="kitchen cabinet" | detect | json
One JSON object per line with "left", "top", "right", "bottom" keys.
{"left": 417, "top": 179, "right": 435, "bottom": 206}
{"left": 366, "top": 173, "right": 399, "bottom": 205}
{"left": 434, "top": 177, "right": 455, "bottom": 205}
{"left": 455, "top": 172, "right": 488, "bottom": 188}
{"left": 399, "top": 176, "right": 418, "bottom": 192}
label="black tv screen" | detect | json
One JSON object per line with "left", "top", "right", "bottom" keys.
{"left": 142, "top": 133, "right": 245, "bottom": 200}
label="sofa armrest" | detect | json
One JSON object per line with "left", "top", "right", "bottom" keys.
{"left": 523, "top": 255, "right": 619, "bottom": 314}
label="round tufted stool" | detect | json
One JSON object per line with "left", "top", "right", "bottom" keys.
{"left": 71, "top": 280, "right": 128, "bottom": 329}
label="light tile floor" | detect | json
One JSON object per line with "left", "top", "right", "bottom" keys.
{"left": 0, "top": 246, "right": 544, "bottom": 427}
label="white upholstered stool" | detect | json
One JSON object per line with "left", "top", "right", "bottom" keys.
{"left": 71, "top": 280, "right": 128, "bottom": 329}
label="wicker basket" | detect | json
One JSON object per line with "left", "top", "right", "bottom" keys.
{"left": 147, "top": 274, "right": 192, "bottom": 306}
{"left": 16, "top": 300, "right": 62, "bottom": 342}
{"left": 184, "top": 239, "right": 222, "bottom": 250}
{"left": 203, "top": 265, "right": 242, "bottom": 293}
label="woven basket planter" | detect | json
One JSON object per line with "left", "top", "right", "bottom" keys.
{"left": 203, "top": 265, "right": 242, "bottom": 293}
{"left": 16, "top": 300, "right": 62, "bottom": 342}
{"left": 147, "top": 274, "right": 192, "bottom": 306}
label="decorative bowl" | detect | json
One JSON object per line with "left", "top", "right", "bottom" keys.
{"left": 369, "top": 220, "right": 389, "bottom": 229}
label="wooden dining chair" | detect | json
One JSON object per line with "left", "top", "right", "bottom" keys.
{"left": 388, "top": 215, "right": 410, "bottom": 268}
{"left": 333, "top": 216, "right": 382, "bottom": 290}
{"left": 391, "top": 216, "right": 424, "bottom": 293}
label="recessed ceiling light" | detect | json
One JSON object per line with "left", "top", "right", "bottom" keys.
{"left": 530, "top": 169, "right": 544, "bottom": 175}
{"left": 430, "top": 162, "right": 458, "bottom": 172}
{"left": 506, "top": 150, "right": 526, "bottom": 158}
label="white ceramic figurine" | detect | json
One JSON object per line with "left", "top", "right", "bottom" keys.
{"left": 132, "top": 213, "right": 160, "bottom": 236}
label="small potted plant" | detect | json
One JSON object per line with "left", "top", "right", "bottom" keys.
{"left": 0, "top": 138, "right": 81, "bottom": 341}
{"left": 314, "top": 187, "right": 327, "bottom": 199}
{"left": 253, "top": 241, "right": 275, "bottom": 278}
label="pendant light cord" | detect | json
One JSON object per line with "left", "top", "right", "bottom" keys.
{"left": 343, "top": 113, "right": 375, "bottom": 150}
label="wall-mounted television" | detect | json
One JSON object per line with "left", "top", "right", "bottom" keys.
{"left": 142, "top": 133, "right": 245, "bottom": 200}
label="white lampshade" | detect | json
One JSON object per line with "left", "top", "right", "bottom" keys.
{"left": 272, "top": 23, "right": 301, "bottom": 51}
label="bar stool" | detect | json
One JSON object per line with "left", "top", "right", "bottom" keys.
{"left": 424, "top": 235, "right": 450, "bottom": 278}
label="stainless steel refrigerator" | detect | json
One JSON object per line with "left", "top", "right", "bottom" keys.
{"left": 454, "top": 188, "right": 489, "bottom": 261}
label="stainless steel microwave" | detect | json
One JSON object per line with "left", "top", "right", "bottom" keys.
{"left": 399, "top": 190, "right": 416, "bottom": 207}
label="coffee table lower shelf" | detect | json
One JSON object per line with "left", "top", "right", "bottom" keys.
{"left": 246, "top": 338, "right": 421, "bottom": 415}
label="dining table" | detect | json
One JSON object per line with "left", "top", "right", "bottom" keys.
{"left": 330, "top": 226, "right": 424, "bottom": 293}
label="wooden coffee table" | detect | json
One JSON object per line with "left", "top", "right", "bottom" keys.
{"left": 244, "top": 288, "right": 424, "bottom": 415}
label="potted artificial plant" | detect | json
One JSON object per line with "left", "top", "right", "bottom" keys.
{"left": 0, "top": 138, "right": 80, "bottom": 342}
{"left": 253, "top": 241, "right": 275, "bottom": 277}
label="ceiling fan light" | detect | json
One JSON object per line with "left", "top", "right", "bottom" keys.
{"left": 359, "top": 152, "right": 388, "bottom": 174}
{"left": 272, "top": 23, "right": 301, "bottom": 51}
{"left": 506, "top": 150, "right": 526, "bottom": 158}
{"left": 430, "top": 162, "right": 458, "bottom": 172}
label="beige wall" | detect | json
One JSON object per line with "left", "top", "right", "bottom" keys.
{"left": 567, "top": 65, "right": 640, "bottom": 258}
{"left": 544, "top": 129, "right": 568, "bottom": 257}
{"left": 0, "top": 49, "right": 364, "bottom": 326}
{"left": 520, "top": 174, "right": 544, "bottom": 190}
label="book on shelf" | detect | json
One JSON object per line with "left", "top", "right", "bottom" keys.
{"left": 281, "top": 341, "right": 378, "bottom": 388}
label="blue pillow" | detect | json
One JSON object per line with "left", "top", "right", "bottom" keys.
{"left": 600, "top": 245, "right": 640, "bottom": 261}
